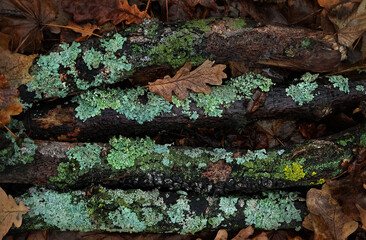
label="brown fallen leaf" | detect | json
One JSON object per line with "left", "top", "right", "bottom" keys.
{"left": 0, "top": 74, "right": 22, "bottom": 126}
{"left": 214, "top": 229, "right": 228, "bottom": 240}
{"left": 49, "top": 20, "right": 100, "bottom": 42}
{"left": 0, "top": 187, "right": 29, "bottom": 239}
{"left": 303, "top": 186, "right": 358, "bottom": 240}
{"left": 232, "top": 226, "right": 255, "bottom": 240}
{"left": 0, "top": 33, "right": 37, "bottom": 88}
{"left": 0, "top": 0, "right": 57, "bottom": 53}
{"left": 356, "top": 204, "right": 366, "bottom": 230}
{"left": 148, "top": 60, "right": 227, "bottom": 102}
{"left": 62, "top": 0, "right": 149, "bottom": 26}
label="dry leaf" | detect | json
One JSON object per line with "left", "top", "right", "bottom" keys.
{"left": 0, "top": 33, "right": 37, "bottom": 87}
{"left": 148, "top": 60, "right": 227, "bottom": 102}
{"left": 62, "top": 0, "right": 148, "bottom": 26}
{"left": 0, "top": 0, "right": 57, "bottom": 53}
{"left": 303, "top": 186, "right": 358, "bottom": 240}
{"left": 214, "top": 229, "right": 228, "bottom": 240}
{"left": 0, "top": 187, "right": 29, "bottom": 239}
{"left": 328, "top": 0, "right": 366, "bottom": 47}
{"left": 356, "top": 204, "right": 366, "bottom": 230}
{"left": 255, "top": 120, "right": 296, "bottom": 148}
{"left": 232, "top": 226, "right": 255, "bottom": 240}
{"left": 0, "top": 74, "right": 23, "bottom": 125}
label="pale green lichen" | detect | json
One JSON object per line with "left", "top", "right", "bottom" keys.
{"left": 208, "top": 214, "right": 225, "bottom": 228}
{"left": 235, "top": 149, "right": 267, "bottom": 165}
{"left": 27, "top": 33, "right": 132, "bottom": 98}
{"left": 283, "top": 162, "right": 306, "bottom": 181}
{"left": 0, "top": 120, "right": 37, "bottom": 172}
{"left": 356, "top": 85, "right": 365, "bottom": 93}
{"left": 73, "top": 72, "right": 274, "bottom": 122}
{"left": 109, "top": 206, "right": 146, "bottom": 232}
{"left": 328, "top": 75, "right": 349, "bottom": 93}
{"left": 219, "top": 197, "right": 238, "bottom": 216}
{"left": 28, "top": 42, "right": 81, "bottom": 98}
{"left": 244, "top": 191, "right": 302, "bottom": 230}
{"left": 66, "top": 143, "right": 102, "bottom": 170}
{"left": 22, "top": 188, "right": 92, "bottom": 231}
{"left": 107, "top": 136, "right": 156, "bottom": 170}
{"left": 286, "top": 73, "right": 319, "bottom": 106}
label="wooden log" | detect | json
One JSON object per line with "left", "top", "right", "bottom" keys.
{"left": 22, "top": 78, "right": 366, "bottom": 142}
{"left": 20, "top": 18, "right": 343, "bottom": 102}
{"left": 19, "top": 186, "right": 306, "bottom": 233}
{"left": 1, "top": 124, "right": 362, "bottom": 193}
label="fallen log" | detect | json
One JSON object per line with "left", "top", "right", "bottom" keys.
{"left": 19, "top": 186, "right": 306, "bottom": 233}
{"left": 22, "top": 77, "right": 366, "bottom": 142}
{"left": 20, "top": 18, "right": 344, "bottom": 102}
{"left": 1, "top": 124, "right": 362, "bottom": 193}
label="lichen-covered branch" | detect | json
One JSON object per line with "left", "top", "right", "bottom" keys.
{"left": 20, "top": 18, "right": 343, "bottom": 101}
{"left": 22, "top": 75, "right": 366, "bottom": 141}
{"left": 19, "top": 186, "right": 306, "bottom": 233}
{"left": 2, "top": 125, "right": 364, "bottom": 193}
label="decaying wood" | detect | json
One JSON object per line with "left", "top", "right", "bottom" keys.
{"left": 22, "top": 79, "right": 366, "bottom": 142}
{"left": 1, "top": 124, "right": 361, "bottom": 193}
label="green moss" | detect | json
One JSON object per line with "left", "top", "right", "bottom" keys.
{"left": 208, "top": 214, "right": 225, "bottom": 228}
{"left": 286, "top": 73, "right": 319, "bottom": 106}
{"left": 360, "top": 134, "right": 366, "bottom": 147}
{"left": 48, "top": 162, "right": 80, "bottom": 188}
{"left": 229, "top": 18, "right": 246, "bottom": 29}
{"left": 147, "top": 29, "right": 207, "bottom": 68}
{"left": 328, "top": 75, "right": 349, "bottom": 93}
{"left": 0, "top": 120, "right": 37, "bottom": 172}
{"left": 337, "top": 136, "right": 355, "bottom": 147}
{"left": 66, "top": 143, "right": 102, "bottom": 170}
{"left": 244, "top": 191, "right": 302, "bottom": 230}
{"left": 283, "top": 162, "right": 306, "bottom": 181}
{"left": 300, "top": 37, "right": 311, "bottom": 48}
{"left": 184, "top": 19, "right": 213, "bottom": 32}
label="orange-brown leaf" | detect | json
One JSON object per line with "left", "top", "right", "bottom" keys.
{"left": 62, "top": 0, "right": 149, "bottom": 26}
{"left": 0, "top": 74, "right": 22, "bottom": 125}
{"left": 232, "top": 226, "right": 255, "bottom": 240}
{"left": 0, "top": 187, "right": 29, "bottom": 239}
{"left": 303, "top": 186, "right": 358, "bottom": 240}
{"left": 148, "top": 60, "right": 227, "bottom": 102}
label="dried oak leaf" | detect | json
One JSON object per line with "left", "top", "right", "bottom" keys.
{"left": 60, "top": 20, "right": 100, "bottom": 42}
{"left": 148, "top": 60, "right": 227, "bottom": 102}
{"left": 0, "top": 187, "right": 29, "bottom": 239}
{"left": 231, "top": 226, "right": 255, "bottom": 240}
{"left": 201, "top": 160, "right": 232, "bottom": 184}
{"left": 0, "top": 0, "right": 57, "bottom": 53}
{"left": 0, "top": 74, "right": 22, "bottom": 125}
{"left": 0, "top": 33, "right": 37, "bottom": 87}
{"left": 303, "top": 186, "right": 358, "bottom": 240}
{"left": 62, "top": 0, "right": 148, "bottom": 26}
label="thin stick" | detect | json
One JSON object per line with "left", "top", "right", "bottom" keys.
{"left": 0, "top": 120, "right": 18, "bottom": 139}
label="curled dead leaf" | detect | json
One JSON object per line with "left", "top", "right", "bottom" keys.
{"left": 0, "top": 74, "right": 22, "bottom": 125}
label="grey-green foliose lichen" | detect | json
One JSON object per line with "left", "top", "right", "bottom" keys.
{"left": 0, "top": 120, "right": 37, "bottom": 172}
{"left": 73, "top": 72, "right": 274, "bottom": 123}
{"left": 27, "top": 33, "right": 132, "bottom": 99}
{"left": 286, "top": 72, "right": 319, "bottom": 106}
{"left": 49, "top": 135, "right": 345, "bottom": 190}
{"left": 21, "top": 187, "right": 303, "bottom": 233}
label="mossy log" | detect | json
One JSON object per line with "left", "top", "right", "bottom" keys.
{"left": 2, "top": 124, "right": 363, "bottom": 193}
{"left": 20, "top": 18, "right": 343, "bottom": 102}
{"left": 22, "top": 78, "right": 366, "bottom": 142}
{"left": 19, "top": 186, "right": 306, "bottom": 233}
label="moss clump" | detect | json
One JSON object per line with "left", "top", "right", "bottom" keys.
{"left": 229, "top": 18, "right": 246, "bottom": 29}
{"left": 148, "top": 29, "right": 207, "bottom": 68}
{"left": 244, "top": 191, "right": 302, "bottom": 230}
{"left": 337, "top": 136, "right": 355, "bottom": 147}
{"left": 360, "top": 134, "right": 366, "bottom": 147}
{"left": 184, "top": 19, "right": 213, "bottom": 32}
{"left": 283, "top": 162, "right": 306, "bottom": 181}
{"left": 286, "top": 72, "right": 319, "bottom": 106}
